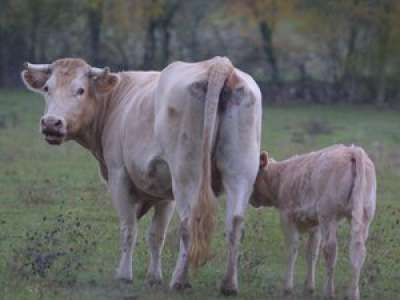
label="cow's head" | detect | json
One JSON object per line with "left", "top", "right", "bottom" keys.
{"left": 21, "top": 58, "right": 119, "bottom": 145}
{"left": 250, "top": 151, "right": 274, "bottom": 207}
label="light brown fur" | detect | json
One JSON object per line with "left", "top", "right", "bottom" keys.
{"left": 22, "top": 57, "right": 262, "bottom": 293}
{"left": 251, "top": 144, "right": 376, "bottom": 300}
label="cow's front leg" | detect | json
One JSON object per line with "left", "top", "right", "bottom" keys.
{"left": 108, "top": 168, "right": 138, "bottom": 282}
{"left": 146, "top": 200, "right": 175, "bottom": 286}
{"left": 220, "top": 177, "right": 252, "bottom": 296}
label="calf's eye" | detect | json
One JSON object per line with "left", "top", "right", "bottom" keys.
{"left": 43, "top": 85, "right": 49, "bottom": 92}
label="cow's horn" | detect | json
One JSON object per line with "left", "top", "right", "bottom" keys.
{"left": 24, "top": 62, "right": 51, "bottom": 72}
{"left": 89, "top": 66, "right": 110, "bottom": 77}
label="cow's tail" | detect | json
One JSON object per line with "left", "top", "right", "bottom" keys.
{"left": 189, "top": 57, "right": 234, "bottom": 268}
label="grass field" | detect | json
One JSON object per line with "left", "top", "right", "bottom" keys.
{"left": 0, "top": 89, "right": 399, "bottom": 300}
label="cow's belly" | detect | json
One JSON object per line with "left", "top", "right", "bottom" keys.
{"left": 127, "top": 154, "right": 173, "bottom": 199}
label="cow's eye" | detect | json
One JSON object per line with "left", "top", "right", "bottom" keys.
{"left": 43, "top": 85, "right": 49, "bottom": 93}
{"left": 77, "top": 88, "right": 85, "bottom": 96}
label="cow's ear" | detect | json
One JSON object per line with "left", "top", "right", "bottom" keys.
{"left": 93, "top": 72, "right": 120, "bottom": 94}
{"left": 260, "top": 151, "right": 269, "bottom": 169}
{"left": 21, "top": 70, "right": 50, "bottom": 93}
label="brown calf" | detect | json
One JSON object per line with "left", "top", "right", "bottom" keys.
{"left": 250, "top": 144, "right": 376, "bottom": 300}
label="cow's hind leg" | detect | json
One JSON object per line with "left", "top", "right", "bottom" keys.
{"left": 169, "top": 180, "right": 196, "bottom": 290}
{"left": 321, "top": 220, "right": 338, "bottom": 300}
{"left": 108, "top": 168, "right": 138, "bottom": 282}
{"left": 146, "top": 200, "right": 175, "bottom": 286}
{"left": 220, "top": 175, "right": 255, "bottom": 295}
{"left": 347, "top": 219, "right": 371, "bottom": 300}
{"left": 304, "top": 227, "right": 321, "bottom": 294}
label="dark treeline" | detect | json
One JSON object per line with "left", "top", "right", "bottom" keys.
{"left": 1, "top": 0, "right": 400, "bottom": 105}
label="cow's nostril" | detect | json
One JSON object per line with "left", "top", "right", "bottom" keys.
{"left": 54, "top": 119, "right": 62, "bottom": 127}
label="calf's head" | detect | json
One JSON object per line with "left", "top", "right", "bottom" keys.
{"left": 21, "top": 58, "right": 119, "bottom": 145}
{"left": 250, "top": 151, "right": 275, "bottom": 207}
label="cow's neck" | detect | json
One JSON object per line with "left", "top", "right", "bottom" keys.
{"left": 75, "top": 76, "right": 129, "bottom": 175}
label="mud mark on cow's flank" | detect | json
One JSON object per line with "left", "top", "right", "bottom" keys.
{"left": 189, "top": 80, "right": 208, "bottom": 101}
{"left": 167, "top": 106, "right": 178, "bottom": 118}
{"left": 220, "top": 87, "right": 246, "bottom": 112}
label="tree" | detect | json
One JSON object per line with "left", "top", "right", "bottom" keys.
{"left": 229, "top": 0, "right": 296, "bottom": 82}
{"left": 140, "top": 0, "right": 181, "bottom": 69}
{"left": 85, "top": 0, "right": 104, "bottom": 66}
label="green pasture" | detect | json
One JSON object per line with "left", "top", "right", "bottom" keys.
{"left": 0, "top": 90, "right": 399, "bottom": 299}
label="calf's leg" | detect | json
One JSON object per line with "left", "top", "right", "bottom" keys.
{"left": 321, "top": 220, "right": 338, "bottom": 300}
{"left": 280, "top": 216, "right": 300, "bottom": 294}
{"left": 304, "top": 228, "right": 321, "bottom": 294}
{"left": 347, "top": 219, "right": 370, "bottom": 300}
{"left": 146, "top": 200, "right": 175, "bottom": 286}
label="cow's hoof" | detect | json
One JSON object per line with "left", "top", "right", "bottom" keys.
{"left": 220, "top": 278, "right": 238, "bottom": 296}
{"left": 170, "top": 282, "right": 192, "bottom": 291}
{"left": 345, "top": 292, "right": 359, "bottom": 300}
{"left": 323, "top": 295, "right": 335, "bottom": 300}
{"left": 304, "top": 286, "right": 315, "bottom": 295}
{"left": 283, "top": 288, "right": 293, "bottom": 295}
{"left": 118, "top": 278, "right": 133, "bottom": 285}
{"left": 220, "top": 282, "right": 238, "bottom": 296}
{"left": 220, "top": 286, "right": 238, "bottom": 296}
{"left": 146, "top": 275, "right": 163, "bottom": 287}
{"left": 115, "top": 268, "right": 133, "bottom": 284}
{"left": 115, "top": 272, "right": 133, "bottom": 284}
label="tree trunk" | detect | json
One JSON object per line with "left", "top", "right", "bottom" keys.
{"left": 0, "top": 29, "right": 4, "bottom": 87}
{"left": 160, "top": 22, "right": 171, "bottom": 67}
{"left": 38, "top": 31, "right": 47, "bottom": 63}
{"left": 29, "top": 10, "right": 40, "bottom": 62}
{"left": 341, "top": 24, "right": 359, "bottom": 102}
{"left": 259, "top": 21, "right": 280, "bottom": 83}
{"left": 143, "top": 20, "right": 157, "bottom": 70}
{"left": 87, "top": 3, "right": 103, "bottom": 66}
{"left": 375, "top": 5, "right": 391, "bottom": 106}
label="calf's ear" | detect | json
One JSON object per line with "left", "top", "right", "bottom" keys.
{"left": 260, "top": 151, "right": 269, "bottom": 169}
{"left": 21, "top": 69, "right": 50, "bottom": 93}
{"left": 93, "top": 72, "right": 120, "bottom": 94}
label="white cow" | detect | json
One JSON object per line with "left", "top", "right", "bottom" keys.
{"left": 250, "top": 145, "right": 376, "bottom": 300}
{"left": 21, "top": 57, "right": 262, "bottom": 294}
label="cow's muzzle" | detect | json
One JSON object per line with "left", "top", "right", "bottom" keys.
{"left": 40, "top": 116, "right": 67, "bottom": 145}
